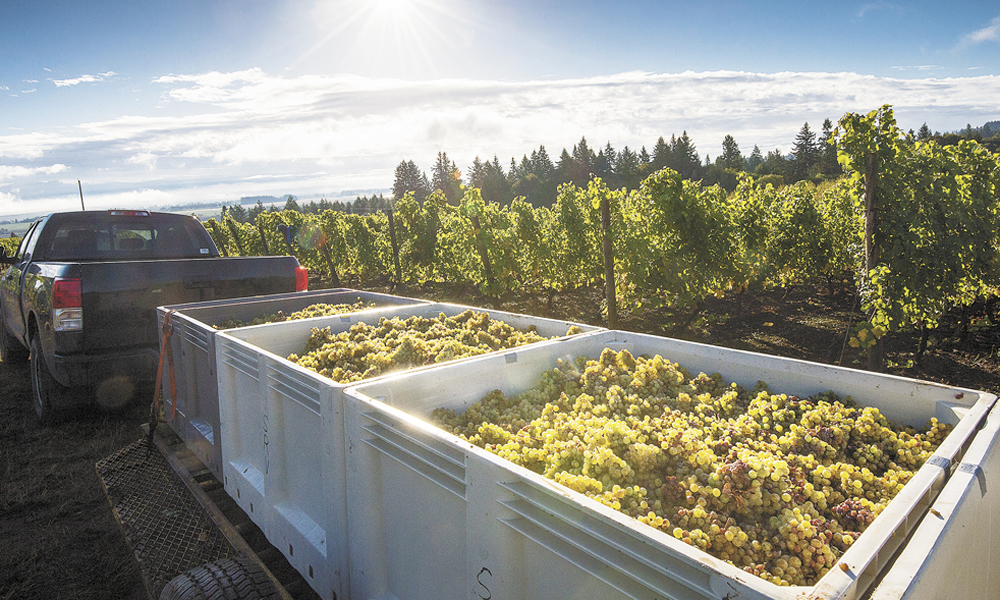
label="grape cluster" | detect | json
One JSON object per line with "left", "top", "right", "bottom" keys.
{"left": 289, "top": 309, "right": 582, "bottom": 384}
{"left": 431, "top": 348, "right": 952, "bottom": 587}
{"left": 214, "top": 298, "right": 375, "bottom": 329}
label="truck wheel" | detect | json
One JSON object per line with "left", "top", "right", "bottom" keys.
{"left": 29, "top": 335, "right": 71, "bottom": 424}
{"left": 158, "top": 557, "right": 281, "bottom": 600}
{"left": 0, "top": 318, "right": 28, "bottom": 364}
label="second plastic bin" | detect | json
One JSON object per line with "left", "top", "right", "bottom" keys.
{"left": 215, "top": 303, "right": 600, "bottom": 600}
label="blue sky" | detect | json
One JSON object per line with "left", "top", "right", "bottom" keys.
{"left": 1, "top": 0, "right": 999, "bottom": 218}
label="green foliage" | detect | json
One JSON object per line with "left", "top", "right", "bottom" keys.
{"left": 618, "top": 169, "right": 736, "bottom": 310}
{"left": 0, "top": 236, "right": 21, "bottom": 258}
{"left": 199, "top": 118, "right": 1000, "bottom": 352}
{"left": 835, "top": 105, "right": 1000, "bottom": 337}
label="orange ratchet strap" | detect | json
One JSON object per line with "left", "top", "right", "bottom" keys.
{"left": 152, "top": 308, "right": 178, "bottom": 423}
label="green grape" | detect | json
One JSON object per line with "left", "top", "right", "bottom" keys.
{"left": 214, "top": 298, "right": 375, "bottom": 329}
{"left": 289, "top": 310, "right": 580, "bottom": 384}
{"left": 432, "top": 348, "right": 953, "bottom": 587}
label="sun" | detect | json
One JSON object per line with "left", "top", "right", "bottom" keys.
{"left": 369, "top": 0, "right": 415, "bottom": 24}
{"left": 294, "top": 0, "right": 469, "bottom": 78}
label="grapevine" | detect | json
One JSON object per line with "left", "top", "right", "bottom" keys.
{"left": 432, "top": 348, "right": 952, "bottom": 586}
{"left": 289, "top": 309, "right": 582, "bottom": 384}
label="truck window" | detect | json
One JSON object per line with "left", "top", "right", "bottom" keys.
{"left": 43, "top": 213, "right": 218, "bottom": 260}
{"left": 16, "top": 221, "right": 42, "bottom": 263}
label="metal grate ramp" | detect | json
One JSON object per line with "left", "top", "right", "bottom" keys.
{"left": 97, "top": 433, "right": 236, "bottom": 598}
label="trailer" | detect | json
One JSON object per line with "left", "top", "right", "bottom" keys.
{"left": 97, "top": 291, "right": 999, "bottom": 600}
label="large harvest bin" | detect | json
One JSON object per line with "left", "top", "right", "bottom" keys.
{"left": 870, "top": 399, "right": 1000, "bottom": 599}
{"left": 341, "top": 329, "right": 995, "bottom": 600}
{"left": 214, "top": 303, "right": 600, "bottom": 600}
{"left": 156, "top": 289, "right": 426, "bottom": 480}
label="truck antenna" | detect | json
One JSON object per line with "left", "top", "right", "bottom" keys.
{"left": 78, "top": 180, "right": 85, "bottom": 210}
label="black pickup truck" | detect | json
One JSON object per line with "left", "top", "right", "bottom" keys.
{"left": 0, "top": 209, "right": 307, "bottom": 422}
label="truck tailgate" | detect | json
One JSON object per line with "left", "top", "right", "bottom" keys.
{"left": 80, "top": 256, "right": 300, "bottom": 351}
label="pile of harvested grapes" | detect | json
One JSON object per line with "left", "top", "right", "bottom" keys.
{"left": 289, "top": 309, "right": 582, "bottom": 384}
{"left": 432, "top": 348, "right": 951, "bottom": 586}
{"left": 214, "top": 298, "right": 376, "bottom": 329}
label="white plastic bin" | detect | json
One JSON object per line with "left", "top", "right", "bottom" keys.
{"left": 342, "top": 329, "right": 996, "bottom": 600}
{"left": 215, "top": 303, "right": 600, "bottom": 600}
{"left": 156, "top": 288, "right": 425, "bottom": 479}
{"left": 869, "top": 400, "right": 1000, "bottom": 599}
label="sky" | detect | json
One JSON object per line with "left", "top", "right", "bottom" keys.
{"left": 1, "top": 0, "right": 998, "bottom": 219}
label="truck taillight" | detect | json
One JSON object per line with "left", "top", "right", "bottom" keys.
{"left": 53, "top": 278, "right": 83, "bottom": 331}
{"left": 295, "top": 266, "right": 309, "bottom": 292}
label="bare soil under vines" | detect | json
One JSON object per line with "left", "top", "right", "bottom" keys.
{"left": 2, "top": 281, "right": 998, "bottom": 600}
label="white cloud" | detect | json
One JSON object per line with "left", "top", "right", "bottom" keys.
{"left": 963, "top": 16, "right": 1000, "bottom": 45}
{"left": 0, "top": 164, "right": 68, "bottom": 182}
{"left": 2, "top": 69, "right": 1000, "bottom": 218}
{"left": 891, "top": 65, "right": 941, "bottom": 72}
{"left": 127, "top": 152, "right": 159, "bottom": 169}
{"left": 857, "top": 3, "right": 902, "bottom": 18}
{"left": 51, "top": 71, "right": 118, "bottom": 87}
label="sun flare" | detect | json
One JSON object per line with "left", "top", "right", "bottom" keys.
{"left": 295, "top": 0, "right": 468, "bottom": 77}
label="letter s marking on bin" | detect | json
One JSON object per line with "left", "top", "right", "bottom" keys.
{"left": 476, "top": 566, "right": 492, "bottom": 600}
{"left": 263, "top": 414, "right": 270, "bottom": 475}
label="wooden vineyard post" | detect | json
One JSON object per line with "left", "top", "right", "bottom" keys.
{"left": 208, "top": 221, "right": 228, "bottom": 257}
{"left": 257, "top": 220, "right": 270, "bottom": 255}
{"left": 320, "top": 242, "right": 341, "bottom": 288}
{"left": 386, "top": 210, "right": 403, "bottom": 288}
{"left": 226, "top": 220, "right": 245, "bottom": 256}
{"left": 601, "top": 194, "right": 619, "bottom": 329}
{"left": 470, "top": 215, "right": 496, "bottom": 291}
{"left": 864, "top": 152, "right": 883, "bottom": 371}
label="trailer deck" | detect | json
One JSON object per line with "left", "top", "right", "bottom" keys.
{"left": 96, "top": 425, "right": 319, "bottom": 599}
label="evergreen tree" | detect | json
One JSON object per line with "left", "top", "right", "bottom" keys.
{"left": 747, "top": 145, "right": 764, "bottom": 173}
{"left": 617, "top": 146, "right": 641, "bottom": 189}
{"left": 756, "top": 149, "right": 787, "bottom": 180}
{"left": 819, "top": 118, "right": 841, "bottom": 177}
{"left": 393, "top": 160, "right": 431, "bottom": 202}
{"left": 718, "top": 134, "right": 744, "bottom": 171}
{"left": 639, "top": 146, "right": 651, "bottom": 166}
{"left": 534, "top": 145, "right": 554, "bottom": 177}
{"left": 570, "top": 136, "right": 596, "bottom": 185}
{"left": 555, "top": 148, "right": 574, "bottom": 181}
{"left": 248, "top": 200, "right": 266, "bottom": 221}
{"left": 488, "top": 156, "right": 511, "bottom": 204}
{"left": 229, "top": 203, "right": 248, "bottom": 223}
{"left": 652, "top": 136, "right": 671, "bottom": 171}
{"left": 790, "top": 122, "right": 819, "bottom": 182}
{"left": 431, "top": 151, "right": 462, "bottom": 204}
{"left": 671, "top": 131, "right": 700, "bottom": 180}
{"left": 595, "top": 142, "right": 617, "bottom": 186}
{"left": 284, "top": 195, "right": 300, "bottom": 212}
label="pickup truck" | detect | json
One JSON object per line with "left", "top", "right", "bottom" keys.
{"left": 0, "top": 209, "right": 308, "bottom": 422}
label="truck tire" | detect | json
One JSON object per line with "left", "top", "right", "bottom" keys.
{"left": 0, "top": 318, "right": 29, "bottom": 363}
{"left": 158, "top": 557, "right": 282, "bottom": 600}
{"left": 29, "top": 334, "right": 72, "bottom": 424}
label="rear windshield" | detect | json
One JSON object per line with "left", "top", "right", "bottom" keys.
{"left": 40, "top": 212, "right": 219, "bottom": 261}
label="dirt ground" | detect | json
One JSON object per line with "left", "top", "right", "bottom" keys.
{"left": 1, "top": 281, "right": 997, "bottom": 600}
